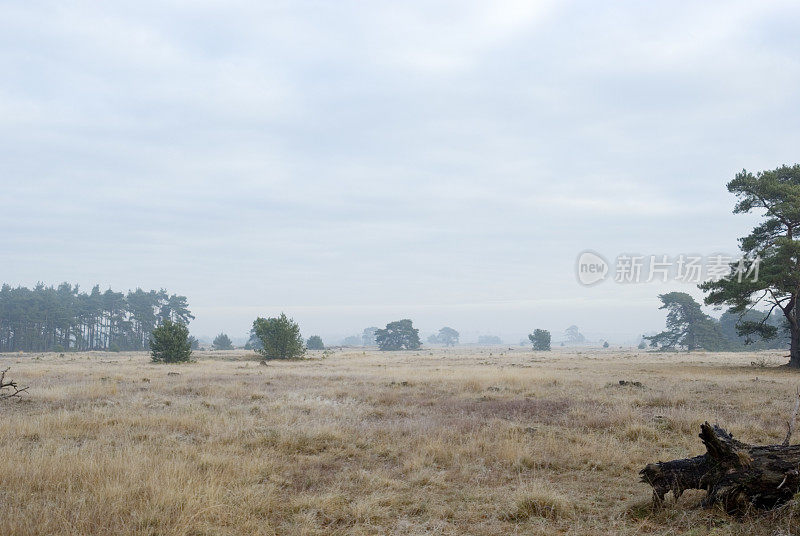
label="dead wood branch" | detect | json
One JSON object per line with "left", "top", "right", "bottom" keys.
{"left": 0, "top": 367, "right": 28, "bottom": 400}
{"left": 641, "top": 422, "right": 800, "bottom": 514}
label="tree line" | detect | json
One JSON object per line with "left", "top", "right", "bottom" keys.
{"left": 0, "top": 280, "right": 556, "bottom": 360}
{"left": 645, "top": 291, "right": 787, "bottom": 352}
{"left": 0, "top": 283, "right": 193, "bottom": 352}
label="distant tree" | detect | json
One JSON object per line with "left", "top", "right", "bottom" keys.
{"left": 149, "top": 320, "right": 192, "bottom": 363}
{"left": 252, "top": 313, "right": 305, "bottom": 360}
{"left": 718, "top": 309, "right": 787, "bottom": 350}
{"left": 602, "top": 341, "right": 610, "bottom": 348}
{"left": 427, "top": 333, "right": 441, "bottom": 344}
{"left": 637, "top": 339, "right": 646, "bottom": 350}
{"left": 342, "top": 335, "right": 361, "bottom": 346}
{"left": 645, "top": 292, "right": 728, "bottom": 351}
{"left": 362, "top": 327, "right": 379, "bottom": 346}
{"left": 157, "top": 292, "right": 195, "bottom": 325}
{"left": 376, "top": 319, "right": 421, "bottom": 351}
{"left": 306, "top": 335, "right": 324, "bottom": 350}
{"left": 212, "top": 333, "right": 233, "bottom": 350}
{"left": 564, "top": 325, "right": 585, "bottom": 344}
{"left": 127, "top": 288, "right": 162, "bottom": 349}
{"left": 700, "top": 165, "right": 800, "bottom": 367}
{"left": 188, "top": 336, "right": 200, "bottom": 350}
{"left": 528, "top": 329, "right": 551, "bottom": 351}
{"left": 478, "top": 335, "right": 502, "bottom": 345}
{"left": 245, "top": 327, "right": 263, "bottom": 351}
{"left": 437, "top": 327, "right": 459, "bottom": 346}
{"left": 0, "top": 282, "right": 191, "bottom": 352}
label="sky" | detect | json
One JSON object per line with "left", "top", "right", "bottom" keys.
{"left": 2, "top": 1, "right": 800, "bottom": 344}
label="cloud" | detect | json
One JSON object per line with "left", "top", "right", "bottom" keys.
{"left": 0, "top": 1, "right": 798, "bottom": 339}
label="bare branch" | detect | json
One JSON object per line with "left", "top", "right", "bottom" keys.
{"left": 741, "top": 290, "right": 770, "bottom": 316}
{"left": 766, "top": 290, "right": 792, "bottom": 316}
{"left": 0, "top": 367, "right": 29, "bottom": 400}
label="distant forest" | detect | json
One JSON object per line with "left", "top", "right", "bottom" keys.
{"left": 0, "top": 283, "right": 193, "bottom": 352}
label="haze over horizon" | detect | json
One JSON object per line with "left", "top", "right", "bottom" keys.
{"left": 3, "top": 1, "right": 799, "bottom": 343}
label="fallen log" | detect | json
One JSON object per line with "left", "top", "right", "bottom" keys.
{"left": 641, "top": 422, "right": 800, "bottom": 514}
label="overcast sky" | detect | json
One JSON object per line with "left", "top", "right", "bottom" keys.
{"left": 2, "top": 1, "right": 799, "bottom": 343}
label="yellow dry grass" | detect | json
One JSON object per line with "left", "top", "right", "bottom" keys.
{"left": 2, "top": 347, "right": 800, "bottom": 535}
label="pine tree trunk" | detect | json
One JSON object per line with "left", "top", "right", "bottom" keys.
{"left": 790, "top": 301, "right": 800, "bottom": 368}
{"left": 790, "top": 327, "right": 800, "bottom": 368}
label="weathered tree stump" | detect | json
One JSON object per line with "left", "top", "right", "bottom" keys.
{"left": 641, "top": 422, "right": 800, "bottom": 514}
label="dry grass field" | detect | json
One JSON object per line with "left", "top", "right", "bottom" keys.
{"left": 2, "top": 347, "right": 800, "bottom": 535}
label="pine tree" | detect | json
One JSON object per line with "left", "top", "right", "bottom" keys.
{"left": 149, "top": 320, "right": 192, "bottom": 363}
{"left": 212, "top": 333, "right": 234, "bottom": 350}
{"left": 252, "top": 313, "right": 305, "bottom": 359}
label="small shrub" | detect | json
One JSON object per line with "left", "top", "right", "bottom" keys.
{"left": 528, "top": 329, "right": 551, "bottom": 351}
{"left": 499, "top": 483, "right": 573, "bottom": 521}
{"left": 751, "top": 356, "right": 779, "bottom": 368}
{"left": 306, "top": 335, "right": 324, "bottom": 350}
{"left": 621, "top": 423, "right": 660, "bottom": 442}
{"left": 150, "top": 320, "right": 192, "bottom": 363}
{"left": 252, "top": 313, "right": 305, "bottom": 360}
{"left": 212, "top": 333, "right": 233, "bottom": 350}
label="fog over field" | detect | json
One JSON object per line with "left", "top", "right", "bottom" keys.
{"left": 8, "top": 3, "right": 800, "bottom": 535}
{"left": 3, "top": 2, "right": 799, "bottom": 342}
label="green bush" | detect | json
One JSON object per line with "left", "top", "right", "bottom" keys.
{"left": 149, "top": 320, "right": 192, "bottom": 363}
{"left": 212, "top": 333, "right": 233, "bottom": 350}
{"left": 528, "top": 329, "right": 551, "bottom": 351}
{"left": 306, "top": 335, "right": 324, "bottom": 350}
{"left": 252, "top": 313, "right": 305, "bottom": 360}
{"left": 376, "top": 319, "right": 421, "bottom": 351}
